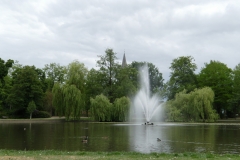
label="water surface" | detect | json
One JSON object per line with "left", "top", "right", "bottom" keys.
{"left": 0, "top": 121, "right": 239, "bottom": 153}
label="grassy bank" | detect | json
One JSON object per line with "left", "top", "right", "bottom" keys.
{"left": 0, "top": 150, "right": 240, "bottom": 160}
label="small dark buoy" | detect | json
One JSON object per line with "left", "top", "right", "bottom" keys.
{"left": 157, "top": 138, "right": 161, "bottom": 141}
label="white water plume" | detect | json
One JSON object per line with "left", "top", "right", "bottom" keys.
{"left": 130, "top": 64, "right": 163, "bottom": 122}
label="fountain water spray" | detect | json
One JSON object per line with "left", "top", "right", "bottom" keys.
{"left": 130, "top": 64, "right": 163, "bottom": 124}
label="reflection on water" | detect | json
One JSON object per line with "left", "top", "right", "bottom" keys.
{"left": 0, "top": 121, "right": 240, "bottom": 153}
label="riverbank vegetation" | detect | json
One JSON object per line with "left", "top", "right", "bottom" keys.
{"left": 1, "top": 150, "right": 240, "bottom": 160}
{"left": 1, "top": 48, "right": 240, "bottom": 122}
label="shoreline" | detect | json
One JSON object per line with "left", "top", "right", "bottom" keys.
{"left": 0, "top": 116, "right": 66, "bottom": 123}
{"left": 1, "top": 117, "right": 240, "bottom": 124}
{"left": 0, "top": 150, "right": 240, "bottom": 160}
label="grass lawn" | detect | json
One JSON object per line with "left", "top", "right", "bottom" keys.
{"left": 0, "top": 150, "right": 240, "bottom": 160}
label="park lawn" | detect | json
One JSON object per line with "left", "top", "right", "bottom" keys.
{"left": 0, "top": 150, "right": 240, "bottom": 160}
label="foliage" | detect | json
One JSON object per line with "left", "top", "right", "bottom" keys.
{"left": 0, "top": 58, "right": 14, "bottom": 113}
{"left": 7, "top": 66, "right": 44, "bottom": 118}
{"left": 113, "top": 65, "right": 138, "bottom": 98}
{"left": 66, "top": 60, "right": 88, "bottom": 90}
{"left": 165, "top": 87, "right": 218, "bottom": 122}
{"left": 52, "top": 83, "right": 65, "bottom": 116}
{"left": 85, "top": 68, "right": 105, "bottom": 114}
{"left": 32, "top": 110, "right": 51, "bottom": 118}
{"left": 197, "top": 60, "right": 233, "bottom": 117}
{"left": 7, "top": 60, "right": 22, "bottom": 76}
{"left": 191, "top": 87, "right": 218, "bottom": 122}
{"left": 0, "top": 58, "right": 14, "bottom": 85}
{"left": 228, "top": 63, "right": 240, "bottom": 116}
{"left": 167, "top": 56, "right": 197, "bottom": 100}
{"left": 90, "top": 94, "right": 112, "bottom": 121}
{"left": 62, "top": 84, "right": 83, "bottom": 120}
{"left": 43, "top": 63, "right": 67, "bottom": 90}
{"left": 35, "top": 68, "right": 48, "bottom": 94}
{"left": 53, "top": 83, "right": 83, "bottom": 120}
{"left": 0, "top": 76, "right": 12, "bottom": 113}
{"left": 27, "top": 101, "right": 36, "bottom": 119}
{"left": 164, "top": 101, "right": 182, "bottom": 122}
{"left": 52, "top": 61, "right": 87, "bottom": 120}
{"left": 97, "top": 48, "right": 118, "bottom": 102}
{"left": 43, "top": 90, "right": 54, "bottom": 116}
{"left": 131, "top": 61, "right": 164, "bottom": 95}
{"left": 112, "top": 96, "right": 131, "bottom": 121}
{"left": 4, "top": 48, "right": 240, "bottom": 120}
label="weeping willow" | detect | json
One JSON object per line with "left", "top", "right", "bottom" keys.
{"left": 191, "top": 87, "right": 218, "bottom": 122}
{"left": 62, "top": 84, "right": 83, "bottom": 120}
{"left": 52, "top": 61, "right": 87, "bottom": 120}
{"left": 113, "top": 96, "right": 130, "bottom": 122}
{"left": 164, "top": 100, "right": 182, "bottom": 122}
{"left": 66, "top": 60, "right": 87, "bottom": 91}
{"left": 52, "top": 83, "right": 84, "bottom": 120}
{"left": 52, "top": 83, "right": 65, "bottom": 116}
{"left": 165, "top": 87, "right": 218, "bottom": 122}
{"left": 90, "top": 94, "right": 112, "bottom": 122}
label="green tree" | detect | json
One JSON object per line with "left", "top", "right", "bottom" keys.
{"left": 191, "top": 87, "right": 218, "bottom": 122}
{"left": 198, "top": 60, "right": 233, "bottom": 117}
{"left": 7, "top": 66, "right": 44, "bottom": 117}
{"left": 0, "top": 75, "right": 12, "bottom": 115}
{"left": 85, "top": 68, "right": 105, "bottom": 115}
{"left": 131, "top": 61, "right": 164, "bottom": 95}
{"left": 164, "top": 100, "right": 182, "bottom": 122}
{"left": 112, "top": 96, "right": 131, "bottom": 122}
{"left": 113, "top": 64, "right": 138, "bottom": 98}
{"left": 52, "top": 83, "right": 64, "bottom": 117}
{"left": 7, "top": 60, "right": 22, "bottom": 76}
{"left": 43, "top": 90, "right": 54, "bottom": 116}
{"left": 42, "top": 63, "right": 67, "bottom": 115}
{"left": 52, "top": 60, "right": 88, "bottom": 120}
{"left": 36, "top": 68, "right": 48, "bottom": 92}
{"left": 0, "top": 58, "right": 14, "bottom": 112}
{"left": 62, "top": 84, "right": 83, "bottom": 120}
{"left": 167, "top": 56, "right": 197, "bottom": 100}
{"left": 0, "top": 58, "right": 14, "bottom": 85}
{"left": 90, "top": 94, "right": 112, "bottom": 121}
{"left": 66, "top": 60, "right": 87, "bottom": 91}
{"left": 97, "top": 48, "right": 118, "bottom": 102}
{"left": 165, "top": 87, "right": 218, "bottom": 122}
{"left": 228, "top": 64, "right": 240, "bottom": 117}
{"left": 43, "top": 63, "right": 67, "bottom": 90}
{"left": 27, "top": 100, "right": 36, "bottom": 119}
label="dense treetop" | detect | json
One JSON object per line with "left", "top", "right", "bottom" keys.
{"left": 1, "top": 48, "right": 240, "bottom": 121}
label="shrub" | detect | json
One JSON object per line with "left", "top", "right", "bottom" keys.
{"left": 90, "top": 94, "right": 112, "bottom": 122}
{"left": 32, "top": 110, "right": 51, "bottom": 118}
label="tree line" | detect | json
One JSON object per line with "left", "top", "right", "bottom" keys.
{"left": 0, "top": 48, "right": 239, "bottom": 122}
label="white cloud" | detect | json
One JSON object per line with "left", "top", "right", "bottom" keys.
{"left": 1, "top": 0, "right": 240, "bottom": 81}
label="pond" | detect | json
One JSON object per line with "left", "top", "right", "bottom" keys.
{"left": 0, "top": 121, "right": 240, "bottom": 154}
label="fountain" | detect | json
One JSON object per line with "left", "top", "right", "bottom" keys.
{"left": 130, "top": 64, "right": 163, "bottom": 124}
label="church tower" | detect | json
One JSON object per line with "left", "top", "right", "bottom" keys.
{"left": 122, "top": 52, "right": 127, "bottom": 67}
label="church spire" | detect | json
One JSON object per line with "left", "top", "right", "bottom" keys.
{"left": 122, "top": 51, "right": 127, "bottom": 67}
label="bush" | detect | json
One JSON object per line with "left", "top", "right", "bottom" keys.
{"left": 112, "top": 96, "right": 130, "bottom": 122}
{"left": 32, "top": 110, "right": 51, "bottom": 118}
{"left": 90, "top": 94, "right": 112, "bottom": 122}
{"left": 165, "top": 87, "right": 219, "bottom": 122}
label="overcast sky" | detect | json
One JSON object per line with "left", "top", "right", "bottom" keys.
{"left": 1, "top": 0, "right": 240, "bottom": 81}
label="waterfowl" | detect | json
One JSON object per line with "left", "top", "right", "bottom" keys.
{"left": 157, "top": 138, "right": 161, "bottom": 141}
{"left": 82, "top": 136, "right": 88, "bottom": 143}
